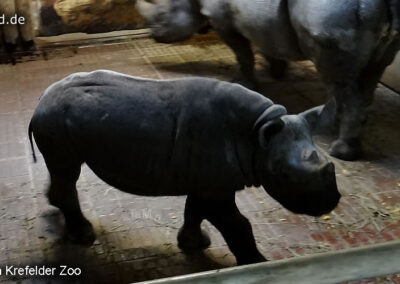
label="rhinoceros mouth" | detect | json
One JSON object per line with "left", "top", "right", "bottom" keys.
{"left": 264, "top": 178, "right": 341, "bottom": 217}
{"left": 291, "top": 190, "right": 341, "bottom": 217}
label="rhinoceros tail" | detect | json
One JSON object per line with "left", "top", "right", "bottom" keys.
{"left": 28, "top": 120, "right": 37, "bottom": 163}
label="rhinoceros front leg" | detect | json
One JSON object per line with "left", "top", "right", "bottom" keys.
{"left": 200, "top": 193, "right": 266, "bottom": 265}
{"left": 327, "top": 36, "right": 400, "bottom": 160}
{"left": 213, "top": 26, "right": 258, "bottom": 90}
{"left": 178, "top": 194, "right": 211, "bottom": 250}
{"left": 327, "top": 82, "right": 364, "bottom": 160}
{"left": 311, "top": 44, "right": 369, "bottom": 160}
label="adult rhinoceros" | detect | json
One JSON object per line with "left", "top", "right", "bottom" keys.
{"left": 137, "top": 0, "right": 400, "bottom": 161}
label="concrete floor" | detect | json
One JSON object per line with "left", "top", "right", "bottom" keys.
{"left": 0, "top": 33, "right": 400, "bottom": 283}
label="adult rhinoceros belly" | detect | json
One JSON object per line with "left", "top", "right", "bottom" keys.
{"left": 231, "top": 0, "right": 305, "bottom": 60}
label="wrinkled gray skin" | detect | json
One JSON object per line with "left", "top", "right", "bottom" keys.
{"left": 137, "top": 0, "right": 400, "bottom": 161}
{"left": 29, "top": 70, "right": 340, "bottom": 265}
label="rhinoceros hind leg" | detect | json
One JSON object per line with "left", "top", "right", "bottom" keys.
{"left": 178, "top": 195, "right": 211, "bottom": 250}
{"left": 265, "top": 56, "right": 288, "bottom": 80}
{"left": 47, "top": 165, "right": 95, "bottom": 244}
{"left": 203, "top": 194, "right": 266, "bottom": 265}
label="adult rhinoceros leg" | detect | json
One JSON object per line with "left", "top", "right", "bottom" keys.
{"left": 212, "top": 24, "right": 258, "bottom": 90}
{"left": 310, "top": 43, "right": 367, "bottom": 160}
{"left": 178, "top": 194, "right": 211, "bottom": 250}
{"left": 202, "top": 193, "right": 266, "bottom": 265}
{"left": 326, "top": 82, "right": 364, "bottom": 160}
{"left": 264, "top": 55, "right": 288, "bottom": 80}
{"left": 322, "top": 36, "right": 400, "bottom": 160}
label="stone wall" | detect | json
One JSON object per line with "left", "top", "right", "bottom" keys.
{"left": 39, "top": 0, "right": 146, "bottom": 36}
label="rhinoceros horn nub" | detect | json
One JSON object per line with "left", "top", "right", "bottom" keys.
{"left": 136, "top": 0, "right": 158, "bottom": 21}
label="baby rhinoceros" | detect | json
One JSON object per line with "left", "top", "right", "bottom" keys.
{"left": 29, "top": 70, "right": 340, "bottom": 265}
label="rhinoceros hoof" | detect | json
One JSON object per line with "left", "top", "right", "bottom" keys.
{"left": 329, "top": 139, "right": 360, "bottom": 161}
{"left": 177, "top": 227, "right": 211, "bottom": 250}
{"left": 237, "top": 253, "right": 267, "bottom": 266}
{"left": 66, "top": 221, "right": 96, "bottom": 244}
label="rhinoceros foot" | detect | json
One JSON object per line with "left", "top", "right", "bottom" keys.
{"left": 329, "top": 139, "right": 360, "bottom": 161}
{"left": 236, "top": 253, "right": 267, "bottom": 266}
{"left": 66, "top": 220, "right": 96, "bottom": 244}
{"left": 177, "top": 227, "right": 211, "bottom": 250}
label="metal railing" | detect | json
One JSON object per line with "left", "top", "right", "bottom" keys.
{"left": 138, "top": 240, "right": 400, "bottom": 284}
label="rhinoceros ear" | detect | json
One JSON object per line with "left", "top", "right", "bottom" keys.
{"left": 258, "top": 118, "right": 285, "bottom": 149}
{"left": 299, "top": 105, "right": 323, "bottom": 131}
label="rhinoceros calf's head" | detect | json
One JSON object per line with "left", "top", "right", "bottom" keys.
{"left": 256, "top": 113, "right": 341, "bottom": 217}
{"left": 136, "top": 0, "right": 207, "bottom": 43}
